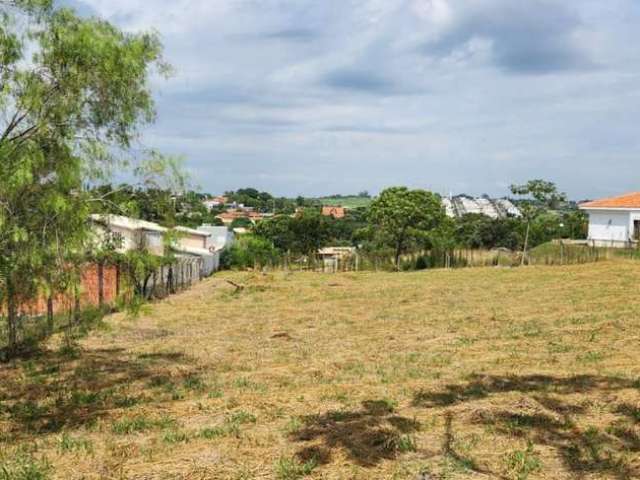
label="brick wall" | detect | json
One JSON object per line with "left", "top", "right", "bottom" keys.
{"left": 16, "top": 263, "right": 121, "bottom": 317}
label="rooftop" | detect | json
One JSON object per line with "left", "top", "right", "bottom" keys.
{"left": 580, "top": 192, "right": 640, "bottom": 209}
{"left": 90, "top": 214, "right": 167, "bottom": 233}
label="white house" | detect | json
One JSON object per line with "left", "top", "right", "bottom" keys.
{"left": 579, "top": 192, "right": 640, "bottom": 248}
{"left": 197, "top": 225, "right": 235, "bottom": 251}
{"left": 90, "top": 214, "right": 168, "bottom": 255}
{"left": 91, "top": 214, "right": 222, "bottom": 275}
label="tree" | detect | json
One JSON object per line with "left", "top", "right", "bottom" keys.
{"left": 367, "top": 187, "right": 445, "bottom": 269}
{"left": 221, "top": 235, "right": 280, "bottom": 270}
{"left": 510, "top": 180, "right": 567, "bottom": 265}
{"left": 0, "top": 1, "right": 167, "bottom": 355}
{"left": 254, "top": 210, "right": 332, "bottom": 257}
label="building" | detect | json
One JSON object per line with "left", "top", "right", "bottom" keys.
{"left": 175, "top": 226, "right": 211, "bottom": 250}
{"left": 174, "top": 226, "right": 219, "bottom": 275}
{"left": 579, "top": 192, "right": 640, "bottom": 248}
{"left": 90, "top": 214, "right": 168, "bottom": 256}
{"left": 321, "top": 206, "right": 347, "bottom": 219}
{"left": 203, "top": 196, "right": 228, "bottom": 211}
{"left": 215, "top": 209, "right": 270, "bottom": 225}
{"left": 91, "top": 214, "right": 224, "bottom": 275}
{"left": 318, "top": 246, "right": 357, "bottom": 272}
{"left": 198, "top": 225, "right": 235, "bottom": 251}
{"left": 442, "top": 196, "right": 521, "bottom": 219}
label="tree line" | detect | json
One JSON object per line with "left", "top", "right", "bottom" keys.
{"left": 222, "top": 181, "right": 588, "bottom": 270}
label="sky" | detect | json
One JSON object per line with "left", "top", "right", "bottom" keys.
{"left": 62, "top": 0, "right": 640, "bottom": 199}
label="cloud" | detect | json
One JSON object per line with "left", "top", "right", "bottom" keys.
{"left": 323, "top": 69, "right": 396, "bottom": 93}
{"left": 422, "top": 0, "right": 596, "bottom": 74}
{"left": 55, "top": 0, "right": 640, "bottom": 198}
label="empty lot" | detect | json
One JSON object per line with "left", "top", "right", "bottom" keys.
{"left": 1, "top": 261, "right": 640, "bottom": 479}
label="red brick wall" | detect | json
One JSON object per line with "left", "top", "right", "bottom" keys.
{"left": 14, "top": 264, "right": 120, "bottom": 317}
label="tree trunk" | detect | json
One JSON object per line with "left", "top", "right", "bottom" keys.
{"left": 6, "top": 281, "right": 18, "bottom": 357}
{"left": 47, "top": 295, "right": 54, "bottom": 333}
{"left": 394, "top": 240, "right": 403, "bottom": 271}
{"left": 73, "top": 286, "right": 81, "bottom": 324}
{"left": 521, "top": 221, "right": 531, "bottom": 266}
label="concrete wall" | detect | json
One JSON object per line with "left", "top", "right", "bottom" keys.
{"left": 178, "top": 234, "right": 207, "bottom": 250}
{"left": 587, "top": 210, "right": 633, "bottom": 247}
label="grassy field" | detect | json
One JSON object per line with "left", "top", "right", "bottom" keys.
{"left": 2, "top": 261, "right": 640, "bottom": 479}
{"left": 317, "top": 196, "right": 372, "bottom": 209}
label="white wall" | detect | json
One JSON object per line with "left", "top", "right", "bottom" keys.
{"left": 587, "top": 210, "right": 632, "bottom": 246}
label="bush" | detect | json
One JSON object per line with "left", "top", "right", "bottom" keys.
{"left": 221, "top": 235, "right": 281, "bottom": 270}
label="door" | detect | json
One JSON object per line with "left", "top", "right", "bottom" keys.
{"left": 634, "top": 220, "right": 640, "bottom": 240}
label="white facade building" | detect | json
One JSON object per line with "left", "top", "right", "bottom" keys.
{"left": 441, "top": 196, "right": 521, "bottom": 219}
{"left": 580, "top": 192, "right": 640, "bottom": 248}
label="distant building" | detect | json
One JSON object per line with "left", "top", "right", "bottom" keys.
{"left": 203, "top": 196, "right": 228, "bottom": 211}
{"left": 318, "top": 246, "right": 357, "bottom": 272}
{"left": 579, "top": 192, "right": 640, "bottom": 248}
{"left": 321, "top": 206, "right": 347, "bottom": 219}
{"left": 442, "top": 196, "right": 520, "bottom": 219}
{"left": 215, "top": 208, "right": 270, "bottom": 225}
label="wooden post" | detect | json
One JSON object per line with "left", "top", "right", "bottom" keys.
{"left": 73, "top": 285, "right": 80, "bottom": 324}
{"left": 47, "top": 295, "right": 54, "bottom": 333}
{"left": 115, "top": 264, "right": 120, "bottom": 297}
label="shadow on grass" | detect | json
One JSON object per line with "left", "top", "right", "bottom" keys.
{"left": 413, "top": 373, "right": 640, "bottom": 479}
{"left": 290, "top": 400, "right": 421, "bottom": 467}
{"left": 0, "top": 346, "right": 197, "bottom": 438}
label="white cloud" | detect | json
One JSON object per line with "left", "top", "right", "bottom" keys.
{"left": 68, "top": 0, "right": 640, "bottom": 197}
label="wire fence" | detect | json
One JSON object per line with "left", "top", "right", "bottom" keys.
{"left": 245, "top": 243, "right": 621, "bottom": 273}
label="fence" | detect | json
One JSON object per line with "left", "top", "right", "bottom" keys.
{"left": 136, "top": 257, "right": 204, "bottom": 299}
{"left": 0, "top": 257, "right": 206, "bottom": 353}
{"left": 250, "top": 243, "right": 615, "bottom": 273}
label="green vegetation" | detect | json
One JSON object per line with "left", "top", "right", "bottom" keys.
{"left": 0, "top": 0, "right": 172, "bottom": 357}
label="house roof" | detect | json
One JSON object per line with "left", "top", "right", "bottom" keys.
{"left": 321, "top": 206, "right": 347, "bottom": 218}
{"left": 90, "top": 214, "right": 167, "bottom": 233}
{"left": 175, "top": 226, "right": 210, "bottom": 237}
{"left": 580, "top": 192, "right": 640, "bottom": 210}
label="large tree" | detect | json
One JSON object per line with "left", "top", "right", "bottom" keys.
{"left": 367, "top": 187, "right": 445, "bottom": 269}
{"left": 0, "top": 0, "right": 167, "bottom": 354}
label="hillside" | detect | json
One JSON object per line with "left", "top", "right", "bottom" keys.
{"left": 2, "top": 261, "right": 640, "bottom": 479}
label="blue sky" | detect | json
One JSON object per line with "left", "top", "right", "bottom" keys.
{"left": 65, "top": 0, "right": 640, "bottom": 199}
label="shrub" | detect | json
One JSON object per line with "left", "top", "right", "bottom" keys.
{"left": 221, "top": 235, "right": 281, "bottom": 270}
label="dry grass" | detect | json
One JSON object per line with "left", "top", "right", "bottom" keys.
{"left": 2, "top": 260, "right": 640, "bottom": 479}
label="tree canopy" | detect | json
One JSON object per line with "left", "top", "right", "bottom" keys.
{"left": 0, "top": 0, "right": 167, "bottom": 353}
{"left": 367, "top": 187, "right": 445, "bottom": 268}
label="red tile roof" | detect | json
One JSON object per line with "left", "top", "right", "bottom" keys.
{"left": 321, "top": 206, "right": 347, "bottom": 219}
{"left": 580, "top": 192, "right": 640, "bottom": 209}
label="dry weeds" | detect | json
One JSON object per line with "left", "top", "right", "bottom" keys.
{"left": 1, "top": 260, "right": 640, "bottom": 479}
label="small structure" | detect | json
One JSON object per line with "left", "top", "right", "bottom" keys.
{"left": 321, "top": 206, "right": 347, "bottom": 219}
{"left": 318, "top": 246, "right": 357, "bottom": 272}
{"left": 579, "top": 192, "right": 640, "bottom": 248}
